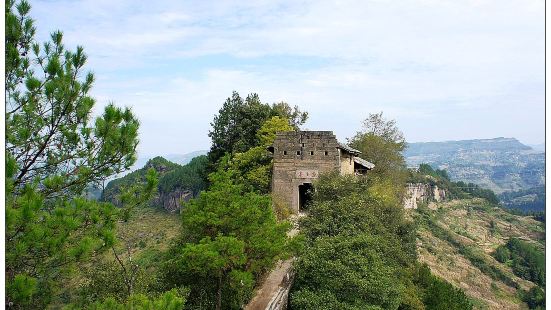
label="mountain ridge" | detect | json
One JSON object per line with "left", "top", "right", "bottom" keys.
{"left": 404, "top": 137, "right": 545, "bottom": 194}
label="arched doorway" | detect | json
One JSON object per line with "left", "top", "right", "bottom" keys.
{"left": 298, "top": 183, "right": 314, "bottom": 211}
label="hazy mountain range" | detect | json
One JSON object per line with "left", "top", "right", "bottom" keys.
{"left": 404, "top": 137, "right": 544, "bottom": 194}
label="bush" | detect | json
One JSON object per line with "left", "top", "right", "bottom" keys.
{"left": 522, "top": 286, "right": 545, "bottom": 309}
{"left": 290, "top": 173, "right": 470, "bottom": 309}
{"left": 494, "top": 238, "right": 545, "bottom": 287}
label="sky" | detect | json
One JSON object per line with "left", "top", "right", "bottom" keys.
{"left": 31, "top": 0, "right": 545, "bottom": 157}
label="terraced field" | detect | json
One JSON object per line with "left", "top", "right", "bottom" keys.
{"left": 414, "top": 199, "right": 544, "bottom": 309}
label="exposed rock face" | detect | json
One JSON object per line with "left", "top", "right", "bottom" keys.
{"left": 433, "top": 185, "right": 446, "bottom": 202}
{"left": 155, "top": 190, "right": 193, "bottom": 213}
{"left": 404, "top": 183, "right": 445, "bottom": 209}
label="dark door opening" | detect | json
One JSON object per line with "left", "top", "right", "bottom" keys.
{"left": 298, "top": 183, "right": 314, "bottom": 211}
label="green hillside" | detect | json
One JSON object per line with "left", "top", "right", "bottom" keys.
{"left": 101, "top": 156, "right": 182, "bottom": 204}
{"left": 499, "top": 186, "right": 546, "bottom": 214}
{"left": 102, "top": 155, "right": 208, "bottom": 211}
{"left": 415, "top": 199, "right": 544, "bottom": 309}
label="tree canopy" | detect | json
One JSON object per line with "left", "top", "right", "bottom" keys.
{"left": 4, "top": 1, "right": 154, "bottom": 307}
{"left": 348, "top": 112, "right": 408, "bottom": 196}
{"left": 161, "top": 160, "right": 290, "bottom": 309}
{"left": 207, "top": 91, "right": 307, "bottom": 166}
{"left": 290, "top": 172, "right": 472, "bottom": 310}
{"left": 6, "top": 0, "right": 139, "bottom": 200}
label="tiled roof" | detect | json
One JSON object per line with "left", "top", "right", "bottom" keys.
{"left": 337, "top": 142, "right": 361, "bottom": 155}
{"left": 353, "top": 157, "right": 375, "bottom": 170}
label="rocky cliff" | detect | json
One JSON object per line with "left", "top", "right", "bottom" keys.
{"left": 404, "top": 183, "right": 446, "bottom": 209}
{"left": 102, "top": 155, "right": 208, "bottom": 212}
{"left": 155, "top": 189, "right": 194, "bottom": 213}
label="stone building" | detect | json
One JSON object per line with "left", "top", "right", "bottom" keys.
{"left": 268, "top": 131, "right": 374, "bottom": 213}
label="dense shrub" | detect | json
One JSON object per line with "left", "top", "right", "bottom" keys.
{"left": 493, "top": 238, "right": 545, "bottom": 287}
{"left": 290, "top": 173, "right": 471, "bottom": 309}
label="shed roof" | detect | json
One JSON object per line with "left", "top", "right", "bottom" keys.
{"left": 353, "top": 157, "right": 375, "bottom": 170}
{"left": 337, "top": 143, "right": 362, "bottom": 156}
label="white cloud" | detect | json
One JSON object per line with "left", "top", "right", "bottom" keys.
{"left": 30, "top": 0, "right": 544, "bottom": 155}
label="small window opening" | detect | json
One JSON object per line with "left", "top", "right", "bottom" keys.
{"left": 283, "top": 151, "right": 287, "bottom": 155}
{"left": 310, "top": 151, "right": 314, "bottom": 155}
{"left": 296, "top": 151, "right": 301, "bottom": 155}
{"left": 301, "top": 143, "right": 305, "bottom": 147}
{"left": 324, "top": 151, "right": 328, "bottom": 156}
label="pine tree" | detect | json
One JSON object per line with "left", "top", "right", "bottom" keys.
{"left": 5, "top": 1, "right": 142, "bottom": 307}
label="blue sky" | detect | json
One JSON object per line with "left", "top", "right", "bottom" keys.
{"left": 31, "top": 0, "right": 544, "bottom": 157}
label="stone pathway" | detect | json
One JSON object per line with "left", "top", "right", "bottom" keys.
{"left": 244, "top": 259, "right": 295, "bottom": 310}
{"left": 244, "top": 213, "right": 305, "bottom": 310}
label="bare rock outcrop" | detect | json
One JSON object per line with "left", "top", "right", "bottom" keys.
{"left": 155, "top": 190, "right": 193, "bottom": 213}
{"left": 404, "top": 183, "right": 446, "bottom": 209}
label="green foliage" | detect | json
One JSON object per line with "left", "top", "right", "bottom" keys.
{"left": 270, "top": 101, "right": 308, "bottom": 129}
{"left": 6, "top": 0, "right": 139, "bottom": 200}
{"left": 158, "top": 155, "right": 208, "bottom": 195}
{"left": 521, "top": 286, "right": 545, "bottom": 309}
{"left": 216, "top": 116, "right": 294, "bottom": 194}
{"left": 409, "top": 164, "right": 500, "bottom": 204}
{"left": 290, "top": 173, "right": 418, "bottom": 309}
{"left": 6, "top": 274, "right": 37, "bottom": 308}
{"left": 493, "top": 238, "right": 545, "bottom": 287}
{"left": 207, "top": 91, "right": 307, "bottom": 166}
{"left": 86, "top": 288, "right": 189, "bottom": 310}
{"left": 162, "top": 163, "right": 290, "bottom": 309}
{"left": 76, "top": 260, "right": 154, "bottom": 305}
{"left": 256, "top": 115, "right": 295, "bottom": 146}
{"left": 5, "top": 2, "right": 158, "bottom": 307}
{"left": 348, "top": 112, "right": 408, "bottom": 196}
{"left": 413, "top": 264, "right": 473, "bottom": 310}
{"left": 102, "top": 156, "right": 180, "bottom": 204}
{"left": 300, "top": 173, "right": 416, "bottom": 261}
{"left": 493, "top": 246, "right": 511, "bottom": 263}
{"left": 291, "top": 234, "right": 405, "bottom": 309}
{"left": 456, "top": 181, "right": 500, "bottom": 204}
{"left": 6, "top": 181, "right": 118, "bottom": 308}
{"left": 418, "top": 163, "right": 450, "bottom": 180}
{"left": 291, "top": 173, "right": 472, "bottom": 309}
{"left": 499, "top": 186, "right": 545, "bottom": 214}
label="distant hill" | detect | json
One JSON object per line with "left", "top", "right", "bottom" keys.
{"left": 499, "top": 186, "right": 545, "bottom": 213}
{"left": 117, "top": 150, "right": 209, "bottom": 178}
{"left": 102, "top": 156, "right": 182, "bottom": 204}
{"left": 102, "top": 155, "right": 208, "bottom": 212}
{"left": 528, "top": 143, "right": 545, "bottom": 153}
{"left": 404, "top": 138, "right": 545, "bottom": 194}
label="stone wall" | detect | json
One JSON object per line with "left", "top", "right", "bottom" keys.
{"left": 272, "top": 131, "right": 341, "bottom": 213}
{"left": 339, "top": 150, "right": 355, "bottom": 175}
